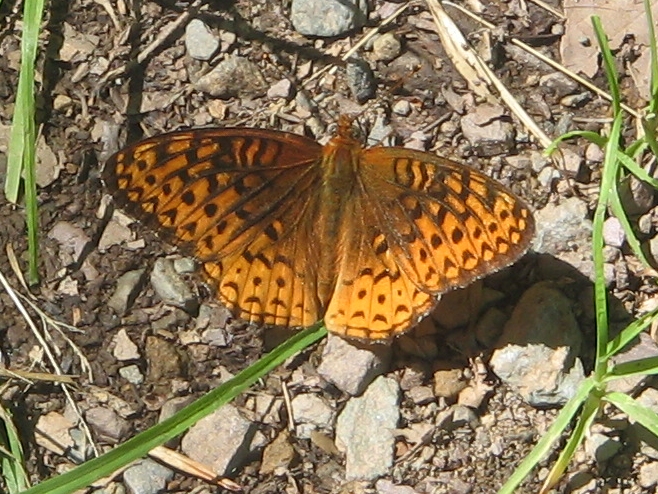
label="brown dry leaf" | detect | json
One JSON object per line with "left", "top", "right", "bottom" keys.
{"left": 561, "top": 0, "right": 658, "bottom": 97}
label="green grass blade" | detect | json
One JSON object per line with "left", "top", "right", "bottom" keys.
{"left": 496, "top": 377, "right": 595, "bottom": 494}
{"left": 606, "top": 306, "right": 658, "bottom": 356}
{"left": 592, "top": 17, "right": 621, "bottom": 114}
{"left": 0, "top": 406, "right": 30, "bottom": 493}
{"left": 616, "top": 152, "right": 658, "bottom": 188}
{"left": 644, "top": 0, "right": 658, "bottom": 114}
{"left": 605, "top": 392, "right": 658, "bottom": 436}
{"left": 545, "top": 131, "right": 606, "bottom": 155}
{"left": 540, "top": 392, "right": 601, "bottom": 491}
{"left": 593, "top": 114, "right": 624, "bottom": 376}
{"left": 5, "top": 0, "right": 44, "bottom": 202}
{"left": 609, "top": 186, "right": 653, "bottom": 268}
{"left": 605, "top": 356, "right": 658, "bottom": 380}
{"left": 22, "top": 324, "right": 327, "bottom": 494}
{"left": 5, "top": 0, "right": 45, "bottom": 285}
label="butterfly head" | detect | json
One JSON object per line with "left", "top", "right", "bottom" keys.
{"left": 334, "top": 115, "right": 361, "bottom": 143}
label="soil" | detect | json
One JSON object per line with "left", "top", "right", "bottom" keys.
{"left": 0, "top": 0, "right": 653, "bottom": 493}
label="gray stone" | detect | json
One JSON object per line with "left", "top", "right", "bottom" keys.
{"left": 317, "top": 334, "right": 391, "bottom": 395}
{"left": 392, "top": 99, "right": 412, "bottom": 116}
{"left": 86, "top": 407, "right": 130, "bottom": 444}
{"left": 112, "top": 329, "right": 140, "bottom": 361}
{"left": 150, "top": 258, "right": 198, "bottom": 313}
{"left": 194, "top": 55, "right": 267, "bottom": 99}
{"left": 603, "top": 216, "right": 625, "bottom": 248}
{"left": 375, "top": 479, "right": 419, "bottom": 494}
{"left": 639, "top": 462, "right": 658, "bottom": 489}
{"left": 291, "top": 393, "right": 334, "bottom": 438}
{"left": 172, "top": 257, "right": 195, "bottom": 274}
{"left": 185, "top": 19, "right": 219, "bottom": 61}
{"left": 460, "top": 104, "right": 515, "bottom": 156}
{"left": 98, "top": 212, "right": 135, "bottom": 252}
{"left": 48, "top": 221, "right": 90, "bottom": 264}
{"left": 367, "top": 115, "right": 394, "bottom": 147}
{"left": 560, "top": 92, "right": 592, "bottom": 108}
{"left": 372, "top": 33, "right": 401, "bottom": 62}
{"left": 537, "top": 166, "right": 560, "bottom": 187}
{"left": 291, "top": 0, "right": 368, "bottom": 37}
{"left": 181, "top": 404, "right": 259, "bottom": 475}
{"left": 267, "top": 78, "right": 294, "bottom": 100}
{"left": 159, "top": 396, "right": 195, "bottom": 423}
{"left": 584, "top": 432, "right": 621, "bottom": 464}
{"left": 532, "top": 197, "right": 592, "bottom": 256}
{"left": 196, "top": 303, "right": 232, "bottom": 346}
{"left": 336, "top": 376, "right": 400, "bottom": 480}
{"left": 585, "top": 142, "right": 604, "bottom": 163}
{"left": 35, "top": 412, "right": 75, "bottom": 456}
{"left": 118, "top": 365, "right": 144, "bottom": 385}
{"left": 639, "top": 213, "right": 653, "bottom": 235}
{"left": 407, "top": 386, "right": 435, "bottom": 406}
{"left": 108, "top": 269, "right": 147, "bottom": 315}
{"left": 529, "top": 150, "right": 551, "bottom": 173}
{"left": 123, "top": 459, "right": 174, "bottom": 494}
{"left": 619, "top": 175, "right": 656, "bottom": 216}
{"left": 260, "top": 429, "right": 297, "bottom": 475}
{"left": 539, "top": 72, "right": 579, "bottom": 98}
{"left": 490, "top": 283, "right": 585, "bottom": 407}
{"left": 560, "top": 148, "right": 583, "bottom": 176}
{"left": 346, "top": 56, "right": 376, "bottom": 104}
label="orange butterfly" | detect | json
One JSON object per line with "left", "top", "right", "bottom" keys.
{"left": 104, "top": 116, "right": 534, "bottom": 341}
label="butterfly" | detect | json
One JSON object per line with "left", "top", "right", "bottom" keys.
{"left": 103, "top": 116, "right": 534, "bottom": 341}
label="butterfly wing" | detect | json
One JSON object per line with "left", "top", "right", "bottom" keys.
{"left": 104, "top": 128, "right": 327, "bottom": 327}
{"left": 325, "top": 147, "right": 534, "bottom": 341}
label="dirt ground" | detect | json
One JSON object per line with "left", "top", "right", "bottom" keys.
{"left": 0, "top": 0, "right": 656, "bottom": 493}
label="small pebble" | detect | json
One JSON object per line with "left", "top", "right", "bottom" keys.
{"left": 372, "top": 33, "right": 402, "bottom": 62}
{"left": 392, "top": 99, "right": 412, "bottom": 116}
{"left": 185, "top": 19, "right": 219, "bottom": 61}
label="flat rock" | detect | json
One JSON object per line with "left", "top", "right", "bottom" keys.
{"left": 290, "top": 0, "right": 368, "bottom": 37}
{"left": 181, "top": 403, "right": 259, "bottom": 475}
{"left": 185, "top": 19, "right": 219, "bottom": 61}
{"left": 118, "top": 365, "right": 144, "bottom": 385}
{"left": 639, "top": 461, "right": 658, "bottom": 489}
{"left": 291, "top": 393, "right": 334, "bottom": 438}
{"left": 35, "top": 411, "right": 75, "bottom": 456}
{"left": 107, "top": 269, "right": 147, "bottom": 315}
{"left": 145, "top": 336, "right": 187, "bottom": 381}
{"left": 533, "top": 197, "right": 591, "bottom": 256}
{"left": 317, "top": 334, "right": 391, "bottom": 396}
{"left": 194, "top": 55, "right": 267, "bottom": 99}
{"left": 48, "top": 221, "right": 90, "bottom": 264}
{"left": 460, "top": 104, "right": 515, "bottom": 156}
{"left": 375, "top": 479, "right": 419, "bottom": 494}
{"left": 85, "top": 407, "right": 130, "bottom": 444}
{"left": 123, "top": 459, "right": 174, "bottom": 494}
{"left": 490, "top": 282, "right": 585, "bottom": 407}
{"left": 112, "top": 328, "right": 140, "bottom": 361}
{"left": 372, "top": 33, "right": 402, "bottom": 62}
{"left": 260, "top": 429, "right": 297, "bottom": 475}
{"left": 336, "top": 376, "right": 400, "bottom": 480}
{"left": 346, "top": 56, "right": 376, "bottom": 104}
{"left": 150, "top": 258, "right": 198, "bottom": 314}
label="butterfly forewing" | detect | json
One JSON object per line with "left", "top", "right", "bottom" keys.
{"left": 104, "top": 128, "right": 328, "bottom": 328}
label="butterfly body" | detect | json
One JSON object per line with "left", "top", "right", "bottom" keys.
{"left": 104, "top": 117, "right": 534, "bottom": 341}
